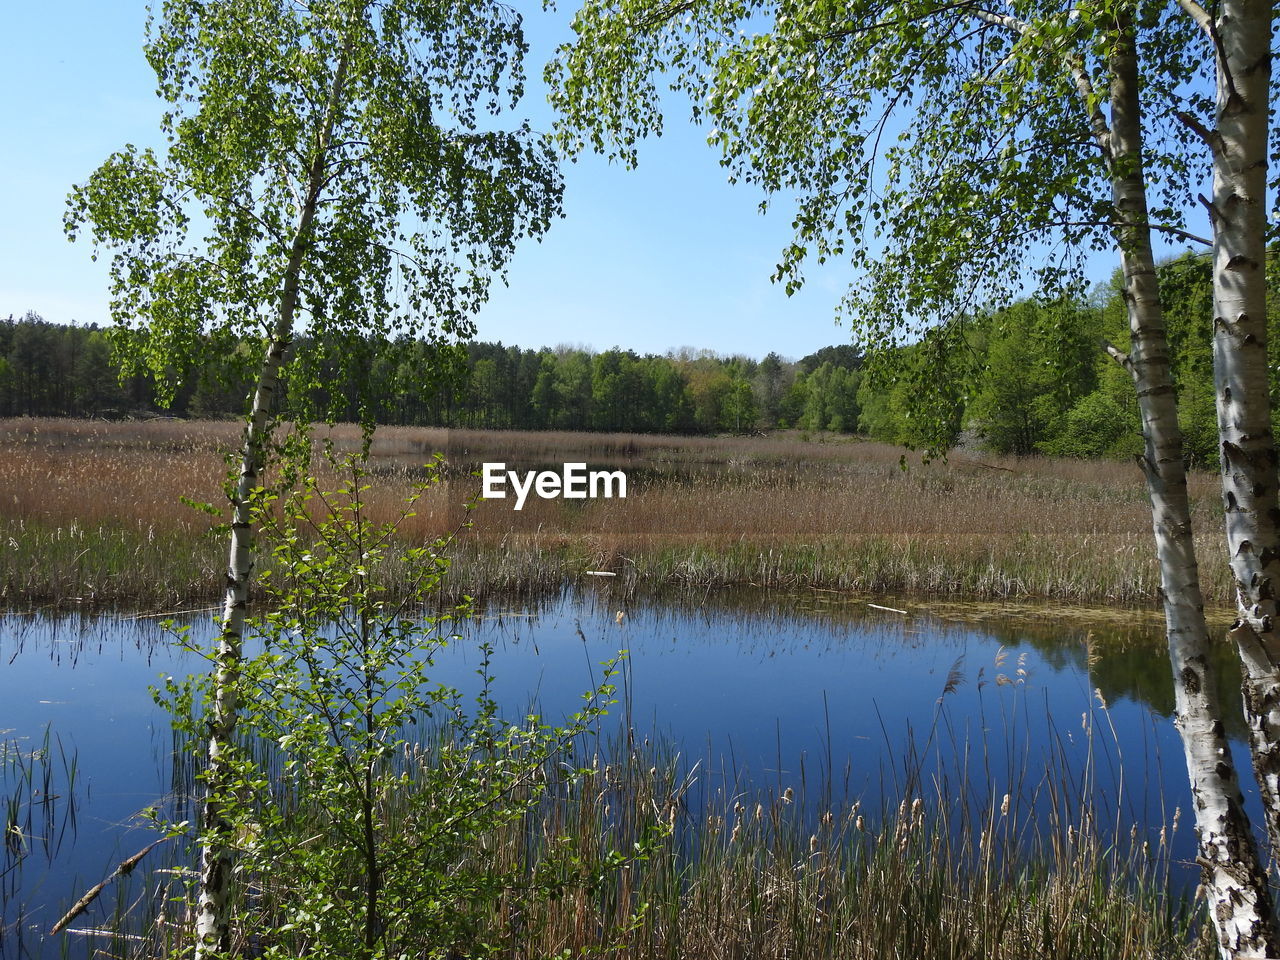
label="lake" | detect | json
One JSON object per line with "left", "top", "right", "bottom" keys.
{"left": 0, "top": 586, "right": 1250, "bottom": 958}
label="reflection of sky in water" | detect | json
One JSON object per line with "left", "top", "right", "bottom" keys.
{"left": 0, "top": 594, "right": 1244, "bottom": 953}
{"left": 454, "top": 596, "right": 1193, "bottom": 845}
{"left": 2, "top": 613, "right": 193, "bottom": 958}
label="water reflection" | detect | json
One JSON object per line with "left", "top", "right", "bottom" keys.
{"left": 0, "top": 590, "right": 1249, "bottom": 956}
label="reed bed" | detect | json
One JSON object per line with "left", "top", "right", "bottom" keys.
{"left": 461, "top": 760, "right": 1207, "bottom": 960}
{"left": 0, "top": 418, "right": 1233, "bottom": 608}
{"left": 2, "top": 725, "right": 78, "bottom": 957}
{"left": 97, "top": 707, "right": 1211, "bottom": 960}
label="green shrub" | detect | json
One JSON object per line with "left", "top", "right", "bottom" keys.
{"left": 158, "top": 454, "right": 650, "bottom": 958}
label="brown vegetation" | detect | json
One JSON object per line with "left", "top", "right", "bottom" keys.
{"left": 133, "top": 720, "right": 1210, "bottom": 960}
{"left": 0, "top": 417, "right": 1232, "bottom": 607}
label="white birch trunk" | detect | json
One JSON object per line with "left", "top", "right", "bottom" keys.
{"left": 1201, "top": 0, "right": 1280, "bottom": 865}
{"left": 1109, "top": 24, "right": 1280, "bottom": 958}
{"left": 193, "top": 331, "right": 290, "bottom": 956}
{"left": 193, "top": 35, "right": 354, "bottom": 957}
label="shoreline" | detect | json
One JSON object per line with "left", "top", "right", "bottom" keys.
{"left": 2, "top": 417, "right": 1236, "bottom": 611}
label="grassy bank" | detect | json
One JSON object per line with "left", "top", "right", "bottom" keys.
{"left": 0, "top": 417, "right": 1234, "bottom": 608}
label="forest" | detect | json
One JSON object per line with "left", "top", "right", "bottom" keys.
{"left": 4, "top": 249, "right": 1274, "bottom": 464}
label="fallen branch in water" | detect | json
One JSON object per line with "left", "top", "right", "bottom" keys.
{"left": 866, "top": 602, "right": 909, "bottom": 615}
{"left": 60, "top": 927, "right": 149, "bottom": 941}
{"left": 50, "top": 837, "right": 168, "bottom": 935}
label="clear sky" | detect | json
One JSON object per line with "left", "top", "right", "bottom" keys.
{"left": 1, "top": 2, "right": 1139, "bottom": 362}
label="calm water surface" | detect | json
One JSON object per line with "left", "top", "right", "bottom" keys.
{"left": 0, "top": 588, "right": 1248, "bottom": 957}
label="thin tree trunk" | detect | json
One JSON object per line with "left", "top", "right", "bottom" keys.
{"left": 1198, "top": 0, "right": 1280, "bottom": 863}
{"left": 1108, "top": 21, "right": 1280, "bottom": 958}
{"left": 361, "top": 603, "right": 382, "bottom": 956}
{"left": 194, "top": 34, "right": 356, "bottom": 958}
{"left": 193, "top": 330, "right": 290, "bottom": 957}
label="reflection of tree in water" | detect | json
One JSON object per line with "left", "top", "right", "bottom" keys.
{"left": 537, "top": 586, "right": 1251, "bottom": 742}
{"left": 925, "top": 611, "right": 1248, "bottom": 742}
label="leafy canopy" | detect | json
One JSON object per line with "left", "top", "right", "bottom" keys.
{"left": 67, "top": 0, "right": 562, "bottom": 418}
{"left": 547, "top": 0, "right": 1273, "bottom": 399}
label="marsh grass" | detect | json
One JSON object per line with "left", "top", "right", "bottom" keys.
{"left": 1, "top": 726, "right": 78, "bottom": 957}
{"left": 500, "top": 704, "right": 1211, "bottom": 960}
{"left": 83, "top": 676, "right": 1212, "bottom": 960}
{"left": 0, "top": 418, "right": 1233, "bottom": 607}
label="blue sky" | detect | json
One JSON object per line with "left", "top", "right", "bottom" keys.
{"left": 1, "top": 3, "right": 1140, "bottom": 361}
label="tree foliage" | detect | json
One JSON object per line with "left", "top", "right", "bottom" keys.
{"left": 65, "top": 3, "right": 568, "bottom": 953}
{"left": 545, "top": 0, "right": 1273, "bottom": 446}
{"left": 65, "top": 0, "right": 562, "bottom": 423}
{"left": 155, "top": 457, "right": 645, "bottom": 957}
{"left": 548, "top": 3, "right": 1280, "bottom": 951}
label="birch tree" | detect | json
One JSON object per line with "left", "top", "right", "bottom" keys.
{"left": 65, "top": 1, "right": 561, "bottom": 954}
{"left": 548, "top": 0, "right": 1278, "bottom": 955}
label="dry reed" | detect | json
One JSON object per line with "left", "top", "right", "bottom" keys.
{"left": 0, "top": 418, "right": 1232, "bottom": 608}
{"left": 112, "top": 711, "right": 1211, "bottom": 960}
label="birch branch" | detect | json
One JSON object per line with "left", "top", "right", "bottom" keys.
{"left": 968, "top": 8, "right": 1111, "bottom": 159}
{"left": 1174, "top": 109, "right": 1227, "bottom": 157}
{"left": 1173, "top": 0, "right": 1242, "bottom": 105}
{"left": 1101, "top": 338, "right": 1135, "bottom": 376}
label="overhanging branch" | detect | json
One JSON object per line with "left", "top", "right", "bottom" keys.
{"left": 1173, "top": 0, "right": 1242, "bottom": 106}
{"left": 1175, "top": 110, "right": 1226, "bottom": 156}
{"left": 1101, "top": 338, "right": 1135, "bottom": 376}
{"left": 968, "top": 7, "right": 1112, "bottom": 161}
{"left": 1053, "top": 219, "right": 1212, "bottom": 247}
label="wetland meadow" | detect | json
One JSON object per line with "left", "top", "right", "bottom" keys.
{"left": 0, "top": 418, "right": 1244, "bottom": 958}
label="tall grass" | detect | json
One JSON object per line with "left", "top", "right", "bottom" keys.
{"left": 2, "top": 726, "right": 79, "bottom": 957}
{"left": 0, "top": 418, "right": 1233, "bottom": 607}
{"left": 97, "top": 694, "right": 1210, "bottom": 960}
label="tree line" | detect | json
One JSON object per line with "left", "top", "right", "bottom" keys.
{"left": 870, "top": 249, "right": 1280, "bottom": 466}
{"left": 0, "top": 312, "right": 863, "bottom": 436}
{"left": 5, "top": 248, "right": 1272, "bottom": 466}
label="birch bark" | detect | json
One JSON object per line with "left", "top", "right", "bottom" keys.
{"left": 194, "top": 35, "right": 355, "bottom": 957}
{"left": 1194, "top": 0, "right": 1280, "bottom": 865}
{"left": 1109, "top": 22, "right": 1278, "bottom": 957}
